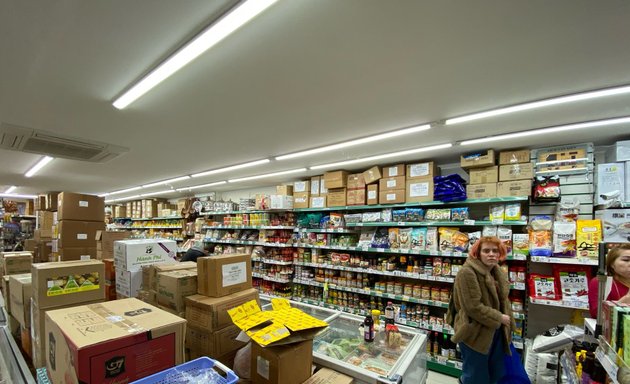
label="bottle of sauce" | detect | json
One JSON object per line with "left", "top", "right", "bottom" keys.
{"left": 364, "top": 312, "right": 375, "bottom": 342}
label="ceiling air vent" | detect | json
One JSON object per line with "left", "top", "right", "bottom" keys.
{"left": 0, "top": 123, "right": 128, "bottom": 162}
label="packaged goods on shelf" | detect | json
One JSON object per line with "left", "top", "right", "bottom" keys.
{"left": 552, "top": 265, "right": 590, "bottom": 304}
{"left": 596, "top": 163, "right": 625, "bottom": 205}
{"left": 499, "top": 149, "right": 531, "bottom": 165}
{"left": 461, "top": 149, "right": 495, "bottom": 168}
{"left": 363, "top": 166, "right": 382, "bottom": 184}
{"left": 256, "top": 194, "right": 271, "bottom": 210}
{"left": 499, "top": 163, "right": 535, "bottom": 181}
{"left": 56, "top": 192, "right": 104, "bottom": 222}
{"left": 197, "top": 253, "right": 252, "bottom": 297}
{"left": 595, "top": 209, "right": 630, "bottom": 243}
{"left": 9, "top": 273, "right": 31, "bottom": 328}
{"left": 434, "top": 174, "right": 467, "bottom": 202}
{"left": 270, "top": 194, "right": 294, "bottom": 209}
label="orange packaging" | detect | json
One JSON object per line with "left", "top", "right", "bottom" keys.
{"left": 103, "top": 258, "right": 115, "bottom": 281}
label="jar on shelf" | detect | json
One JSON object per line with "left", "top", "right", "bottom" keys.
{"left": 421, "top": 285, "right": 431, "bottom": 300}
{"left": 433, "top": 257, "right": 443, "bottom": 276}
{"left": 442, "top": 258, "right": 451, "bottom": 276}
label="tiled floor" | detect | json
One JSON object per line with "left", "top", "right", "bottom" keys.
{"left": 427, "top": 371, "right": 459, "bottom": 384}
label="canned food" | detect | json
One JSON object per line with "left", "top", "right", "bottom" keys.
{"left": 404, "top": 284, "right": 413, "bottom": 296}
{"left": 413, "top": 285, "right": 422, "bottom": 298}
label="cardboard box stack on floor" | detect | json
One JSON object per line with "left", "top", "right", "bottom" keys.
{"left": 0, "top": 251, "right": 33, "bottom": 335}
{"left": 138, "top": 261, "right": 197, "bottom": 306}
{"left": 462, "top": 149, "right": 498, "bottom": 199}
{"left": 9, "top": 273, "right": 32, "bottom": 358}
{"left": 185, "top": 253, "right": 255, "bottom": 366}
{"left": 95, "top": 230, "right": 131, "bottom": 260}
{"left": 53, "top": 192, "right": 105, "bottom": 261}
{"left": 45, "top": 298, "right": 186, "bottom": 384}
{"left": 30, "top": 259, "right": 106, "bottom": 368}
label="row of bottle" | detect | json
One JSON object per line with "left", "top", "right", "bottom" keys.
{"left": 210, "top": 212, "right": 295, "bottom": 226}
{"left": 252, "top": 262, "right": 293, "bottom": 279}
{"left": 253, "top": 247, "right": 294, "bottom": 262}
{"left": 253, "top": 279, "right": 292, "bottom": 297}
{"left": 428, "top": 331, "right": 460, "bottom": 361}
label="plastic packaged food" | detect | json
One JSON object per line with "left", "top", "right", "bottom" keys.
{"left": 552, "top": 221, "right": 577, "bottom": 257}
{"left": 451, "top": 207, "right": 469, "bottom": 221}
{"left": 489, "top": 204, "right": 505, "bottom": 221}
{"left": 504, "top": 203, "right": 522, "bottom": 221}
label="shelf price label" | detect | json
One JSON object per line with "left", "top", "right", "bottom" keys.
{"left": 491, "top": 218, "right": 504, "bottom": 225}
{"left": 464, "top": 219, "right": 476, "bottom": 226}
{"left": 376, "top": 248, "right": 385, "bottom": 253}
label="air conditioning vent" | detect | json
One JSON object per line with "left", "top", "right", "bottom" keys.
{"left": 0, "top": 123, "right": 128, "bottom": 162}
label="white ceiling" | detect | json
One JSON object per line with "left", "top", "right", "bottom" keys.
{"left": 1, "top": 0, "right": 630, "bottom": 200}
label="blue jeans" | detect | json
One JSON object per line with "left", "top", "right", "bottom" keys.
{"left": 459, "top": 329, "right": 505, "bottom": 384}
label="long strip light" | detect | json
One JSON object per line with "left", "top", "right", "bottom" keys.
{"left": 112, "top": 0, "right": 278, "bottom": 109}
{"left": 228, "top": 168, "right": 307, "bottom": 183}
{"left": 0, "top": 193, "right": 37, "bottom": 199}
{"left": 24, "top": 156, "right": 54, "bottom": 178}
{"left": 108, "top": 186, "right": 142, "bottom": 196}
{"left": 460, "top": 116, "right": 630, "bottom": 146}
{"left": 141, "top": 176, "right": 190, "bottom": 189}
{"left": 191, "top": 159, "right": 270, "bottom": 178}
{"left": 176, "top": 181, "right": 227, "bottom": 192}
{"left": 446, "top": 84, "right": 630, "bottom": 125}
{"left": 310, "top": 143, "right": 452, "bottom": 170}
{"left": 5, "top": 186, "right": 16, "bottom": 194}
{"left": 276, "top": 124, "right": 431, "bottom": 161}
{"left": 140, "top": 189, "right": 176, "bottom": 197}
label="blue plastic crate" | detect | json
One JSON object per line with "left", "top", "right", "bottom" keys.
{"left": 130, "top": 357, "right": 238, "bottom": 384}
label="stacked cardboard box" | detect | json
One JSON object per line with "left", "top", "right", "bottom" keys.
{"left": 1, "top": 251, "right": 33, "bottom": 277}
{"left": 462, "top": 149, "right": 498, "bottom": 198}
{"left": 156, "top": 269, "right": 198, "bottom": 316}
{"left": 324, "top": 171, "right": 349, "bottom": 207}
{"left": 9, "top": 274, "right": 32, "bottom": 357}
{"left": 362, "top": 166, "right": 382, "bottom": 205}
{"left": 33, "top": 211, "right": 54, "bottom": 262}
{"left": 103, "top": 259, "right": 116, "bottom": 300}
{"left": 379, "top": 164, "right": 406, "bottom": 204}
{"left": 497, "top": 149, "right": 532, "bottom": 197}
{"left": 606, "top": 140, "right": 630, "bottom": 201}
{"left": 95, "top": 230, "right": 131, "bottom": 259}
{"left": 346, "top": 173, "right": 366, "bottom": 206}
{"left": 53, "top": 192, "right": 105, "bottom": 261}
{"left": 31, "top": 260, "right": 106, "bottom": 368}
{"left": 405, "top": 161, "right": 437, "bottom": 203}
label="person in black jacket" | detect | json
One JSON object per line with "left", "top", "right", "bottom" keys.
{"left": 180, "top": 243, "right": 210, "bottom": 262}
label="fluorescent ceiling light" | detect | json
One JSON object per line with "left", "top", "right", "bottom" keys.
{"left": 0, "top": 193, "right": 37, "bottom": 199}
{"left": 140, "top": 189, "right": 176, "bottom": 197}
{"left": 446, "top": 84, "right": 630, "bottom": 125}
{"left": 192, "top": 159, "right": 270, "bottom": 178}
{"left": 105, "top": 199, "right": 116, "bottom": 204}
{"left": 460, "top": 116, "right": 630, "bottom": 146}
{"left": 112, "top": 0, "right": 278, "bottom": 109}
{"left": 109, "top": 186, "right": 142, "bottom": 196}
{"left": 310, "top": 143, "right": 453, "bottom": 170}
{"left": 176, "top": 181, "right": 227, "bottom": 192}
{"left": 229, "top": 168, "right": 307, "bottom": 183}
{"left": 142, "top": 176, "right": 190, "bottom": 188}
{"left": 115, "top": 194, "right": 142, "bottom": 202}
{"left": 24, "top": 156, "right": 54, "bottom": 178}
{"left": 5, "top": 186, "right": 16, "bottom": 194}
{"left": 276, "top": 124, "right": 431, "bottom": 161}
{"left": 98, "top": 193, "right": 110, "bottom": 197}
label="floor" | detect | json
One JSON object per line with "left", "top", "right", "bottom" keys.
{"left": 427, "top": 371, "right": 459, "bottom": 384}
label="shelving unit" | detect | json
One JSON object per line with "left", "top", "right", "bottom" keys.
{"left": 203, "top": 225, "right": 295, "bottom": 230}
{"left": 205, "top": 238, "right": 293, "bottom": 247}
{"left": 528, "top": 298, "right": 589, "bottom": 310}
{"left": 530, "top": 256, "right": 598, "bottom": 266}
{"left": 346, "top": 220, "right": 527, "bottom": 227}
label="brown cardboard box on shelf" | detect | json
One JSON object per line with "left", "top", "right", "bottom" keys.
{"left": 499, "top": 163, "right": 534, "bottom": 181}
{"left": 469, "top": 166, "right": 499, "bottom": 184}
{"left": 293, "top": 192, "right": 310, "bottom": 209}
{"left": 383, "top": 164, "right": 405, "bottom": 178}
{"left": 366, "top": 185, "right": 379, "bottom": 205}
{"left": 55, "top": 247, "right": 98, "bottom": 261}
{"left": 9, "top": 273, "right": 31, "bottom": 328}
{"left": 497, "top": 180, "right": 532, "bottom": 197}
{"left": 378, "top": 176, "right": 406, "bottom": 191}
{"left": 326, "top": 188, "right": 347, "bottom": 207}
{"left": 149, "top": 261, "right": 197, "bottom": 291}
{"left": 302, "top": 368, "right": 354, "bottom": 384}
{"left": 197, "top": 254, "right": 252, "bottom": 297}
{"left": 32, "top": 259, "right": 105, "bottom": 309}
{"left": 276, "top": 185, "right": 293, "bottom": 196}
{"left": 185, "top": 288, "right": 259, "bottom": 331}
{"left": 346, "top": 174, "right": 366, "bottom": 189}
{"left": 24, "top": 239, "right": 37, "bottom": 252}
{"left": 157, "top": 269, "right": 198, "bottom": 313}
{"left": 405, "top": 179, "right": 434, "bottom": 203}
{"left": 347, "top": 188, "right": 366, "bottom": 206}
{"left": 406, "top": 161, "right": 438, "bottom": 180}
{"left": 34, "top": 229, "right": 53, "bottom": 242}
{"left": 379, "top": 189, "right": 405, "bottom": 204}
{"left": 293, "top": 180, "right": 310, "bottom": 194}
{"left": 499, "top": 149, "right": 531, "bottom": 165}
{"left": 186, "top": 324, "right": 245, "bottom": 357}
{"left": 45, "top": 298, "right": 185, "bottom": 383}
{"left": 320, "top": 178, "right": 328, "bottom": 195}
{"left": 35, "top": 195, "right": 46, "bottom": 211}
{"left": 142, "top": 199, "right": 159, "bottom": 218}
{"left": 309, "top": 196, "right": 326, "bottom": 209}
{"left": 466, "top": 183, "right": 498, "bottom": 199}
{"left": 2, "top": 252, "right": 32, "bottom": 276}
{"left": 35, "top": 241, "right": 53, "bottom": 264}
{"left": 324, "top": 171, "right": 349, "bottom": 189}
{"left": 362, "top": 166, "right": 382, "bottom": 185}
{"left": 57, "top": 220, "right": 105, "bottom": 248}
{"left": 57, "top": 192, "right": 104, "bottom": 222}
{"left": 461, "top": 149, "right": 496, "bottom": 168}
{"left": 45, "top": 192, "right": 60, "bottom": 212}
{"left": 38, "top": 211, "right": 55, "bottom": 230}
{"left": 251, "top": 340, "right": 313, "bottom": 384}
{"left": 536, "top": 147, "right": 587, "bottom": 172}
{"left": 310, "top": 176, "right": 321, "bottom": 197}
{"left": 113, "top": 205, "right": 127, "bottom": 218}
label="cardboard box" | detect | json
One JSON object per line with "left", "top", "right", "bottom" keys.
{"left": 2, "top": 276, "right": 10, "bottom": 313}
{"left": 255, "top": 194, "right": 271, "bottom": 210}
{"left": 326, "top": 188, "right": 347, "bottom": 207}
{"left": 149, "top": 262, "right": 197, "bottom": 291}
{"left": 116, "top": 270, "right": 143, "bottom": 298}
{"left": 197, "top": 254, "right": 252, "bottom": 297}
{"left": 24, "top": 239, "right": 37, "bottom": 252}
{"left": 157, "top": 270, "right": 198, "bottom": 313}
{"left": 35, "top": 195, "right": 46, "bottom": 211}
{"left": 362, "top": 166, "right": 382, "bottom": 185}
{"left": 185, "top": 288, "right": 259, "bottom": 331}
{"left": 595, "top": 209, "right": 630, "bottom": 243}
{"left": 294, "top": 192, "right": 310, "bottom": 209}
{"left": 461, "top": 149, "right": 496, "bottom": 168}
{"left": 105, "top": 283, "right": 116, "bottom": 301}
{"left": 347, "top": 174, "right": 366, "bottom": 189}
{"left": 303, "top": 368, "right": 354, "bottom": 384}
{"left": 497, "top": 180, "right": 532, "bottom": 197}
{"left": 367, "top": 185, "right": 379, "bottom": 205}
{"left": 35, "top": 241, "right": 53, "bottom": 264}
{"left": 406, "top": 161, "right": 437, "bottom": 179}
{"left": 379, "top": 190, "right": 405, "bottom": 204}
{"left": 57, "top": 220, "right": 105, "bottom": 248}
{"left": 38, "top": 211, "right": 55, "bottom": 230}
{"left": 57, "top": 192, "right": 104, "bottom": 222}
{"left": 186, "top": 325, "right": 245, "bottom": 357}
{"left": 113, "top": 206, "right": 127, "bottom": 218}
{"left": 2, "top": 253, "right": 32, "bottom": 276}
{"left": 310, "top": 176, "right": 321, "bottom": 196}
{"left": 379, "top": 176, "right": 406, "bottom": 191}
{"left": 310, "top": 196, "right": 326, "bottom": 209}
{"left": 9, "top": 274, "right": 32, "bottom": 328}
{"left": 466, "top": 183, "right": 498, "bottom": 199}
{"left": 96, "top": 231, "right": 132, "bottom": 253}
{"left": 32, "top": 259, "right": 105, "bottom": 309}
{"left": 324, "top": 171, "right": 349, "bottom": 189}
{"left": 251, "top": 340, "right": 313, "bottom": 384}
{"left": 347, "top": 188, "right": 366, "bottom": 206}
{"left": 597, "top": 163, "right": 626, "bottom": 205}
{"left": 270, "top": 195, "right": 294, "bottom": 209}
{"left": 45, "top": 298, "right": 185, "bottom": 384}
{"left": 35, "top": 229, "right": 53, "bottom": 241}
{"left": 55, "top": 247, "right": 98, "bottom": 261}
{"left": 499, "top": 149, "right": 531, "bottom": 165}
{"left": 276, "top": 185, "right": 293, "bottom": 196}
{"left": 382, "top": 164, "right": 405, "bottom": 178}
{"left": 21, "top": 325, "right": 32, "bottom": 359}
{"left": 45, "top": 192, "right": 60, "bottom": 212}
{"left": 536, "top": 147, "right": 587, "bottom": 172}
{"left": 293, "top": 181, "right": 310, "bottom": 194}
{"left": 406, "top": 179, "right": 434, "bottom": 203}
{"left": 499, "top": 163, "right": 534, "bottom": 181}
{"left": 626, "top": 161, "right": 630, "bottom": 202}
{"left": 114, "top": 239, "right": 177, "bottom": 272}
{"left": 469, "top": 166, "right": 499, "bottom": 184}
{"left": 606, "top": 140, "right": 630, "bottom": 162}
{"left": 320, "top": 178, "right": 328, "bottom": 195}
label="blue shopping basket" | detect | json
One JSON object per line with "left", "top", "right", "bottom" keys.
{"left": 130, "top": 357, "right": 238, "bottom": 384}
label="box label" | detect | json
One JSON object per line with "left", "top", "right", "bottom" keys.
{"left": 79, "top": 201, "right": 89, "bottom": 207}
{"left": 368, "top": 191, "right": 376, "bottom": 199}
{"left": 257, "top": 356, "right": 270, "bottom": 380}
{"left": 388, "top": 167, "right": 398, "bottom": 177}
{"left": 409, "top": 182, "right": 429, "bottom": 197}
{"left": 386, "top": 193, "right": 396, "bottom": 201}
{"left": 77, "top": 233, "right": 88, "bottom": 240}
{"left": 387, "top": 180, "right": 396, "bottom": 188}
{"left": 222, "top": 262, "right": 247, "bottom": 287}
{"left": 410, "top": 163, "right": 429, "bottom": 178}
{"left": 294, "top": 181, "right": 306, "bottom": 192}
{"left": 46, "top": 272, "right": 100, "bottom": 297}
{"left": 80, "top": 255, "right": 90, "bottom": 261}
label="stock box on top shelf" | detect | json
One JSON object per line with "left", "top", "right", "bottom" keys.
{"left": 293, "top": 192, "right": 310, "bottom": 209}
{"left": 32, "top": 259, "right": 105, "bottom": 309}
{"left": 45, "top": 298, "right": 185, "bottom": 384}
{"left": 310, "top": 176, "right": 321, "bottom": 196}
{"left": 383, "top": 164, "right": 405, "bottom": 178}
{"left": 466, "top": 183, "right": 497, "bottom": 199}
{"left": 379, "top": 189, "right": 405, "bottom": 204}
{"left": 326, "top": 188, "right": 347, "bottom": 207}
{"left": 270, "top": 195, "right": 294, "bottom": 209}
{"left": 324, "top": 171, "right": 349, "bottom": 189}
{"left": 57, "top": 192, "right": 104, "bottom": 222}
{"left": 379, "top": 176, "right": 406, "bottom": 191}
{"left": 362, "top": 166, "right": 382, "bottom": 184}
{"left": 293, "top": 180, "right": 310, "bottom": 194}
{"left": 499, "top": 149, "right": 531, "bottom": 164}
{"left": 405, "top": 179, "right": 434, "bottom": 203}
{"left": 310, "top": 196, "right": 326, "bottom": 209}
{"left": 469, "top": 166, "right": 499, "bottom": 184}
{"left": 197, "top": 253, "right": 252, "bottom": 297}
{"left": 497, "top": 180, "right": 532, "bottom": 197}
{"left": 347, "top": 173, "right": 366, "bottom": 189}
{"left": 367, "top": 184, "right": 379, "bottom": 205}
{"left": 113, "top": 239, "right": 177, "bottom": 272}
{"left": 347, "top": 188, "right": 366, "bottom": 205}
{"left": 461, "top": 149, "right": 495, "bottom": 168}
{"left": 276, "top": 185, "right": 294, "bottom": 196}
{"left": 56, "top": 220, "right": 105, "bottom": 248}
{"left": 499, "top": 163, "right": 534, "bottom": 181}
{"left": 185, "top": 288, "right": 259, "bottom": 331}
{"left": 407, "top": 161, "right": 438, "bottom": 179}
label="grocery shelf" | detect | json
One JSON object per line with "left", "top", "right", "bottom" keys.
{"left": 293, "top": 261, "right": 455, "bottom": 283}
{"left": 530, "top": 256, "right": 598, "bottom": 266}
{"left": 510, "top": 282, "right": 526, "bottom": 291}
{"left": 506, "top": 254, "right": 527, "bottom": 261}
{"left": 295, "top": 244, "right": 470, "bottom": 258}
{"left": 346, "top": 220, "right": 527, "bottom": 227}
{"left": 203, "top": 225, "right": 295, "bottom": 230}
{"left": 200, "top": 209, "right": 289, "bottom": 215}
{"left": 204, "top": 238, "right": 293, "bottom": 248}
{"left": 251, "top": 257, "right": 293, "bottom": 266}
{"left": 128, "top": 226, "right": 183, "bottom": 229}
{"left": 294, "top": 228, "right": 358, "bottom": 233}
{"left": 426, "top": 355, "right": 462, "bottom": 377}
{"left": 513, "top": 312, "right": 526, "bottom": 320}
{"left": 130, "top": 216, "right": 182, "bottom": 221}
{"left": 528, "top": 298, "right": 589, "bottom": 310}
{"left": 252, "top": 272, "right": 291, "bottom": 283}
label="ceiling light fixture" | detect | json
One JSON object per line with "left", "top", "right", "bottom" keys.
{"left": 0, "top": 193, "right": 37, "bottom": 199}
{"left": 228, "top": 168, "right": 307, "bottom": 183}
{"left": 108, "top": 186, "right": 142, "bottom": 196}
{"left": 459, "top": 116, "right": 630, "bottom": 146}
{"left": 191, "top": 159, "right": 270, "bottom": 178}
{"left": 176, "top": 181, "right": 227, "bottom": 192}
{"left": 141, "top": 176, "right": 191, "bottom": 189}
{"left": 446, "top": 84, "right": 630, "bottom": 125}
{"left": 24, "top": 156, "right": 54, "bottom": 178}
{"left": 276, "top": 124, "right": 432, "bottom": 161}
{"left": 112, "top": 0, "right": 278, "bottom": 109}
{"left": 114, "top": 194, "right": 142, "bottom": 202}
{"left": 310, "top": 143, "right": 453, "bottom": 170}
{"left": 5, "top": 186, "right": 16, "bottom": 194}
{"left": 104, "top": 199, "right": 117, "bottom": 204}
{"left": 140, "top": 189, "right": 176, "bottom": 197}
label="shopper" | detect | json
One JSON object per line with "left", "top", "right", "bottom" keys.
{"left": 451, "top": 236, "right": 514, "bottom": 384}
{"left": 180, "top": 242, "right": 210, "bottom": 262}
{"left": 588, "top": 243, "right": 630, "bottom": 318}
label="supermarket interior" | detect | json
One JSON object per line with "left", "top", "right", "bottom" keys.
{"left": 2, "top": 1, "right": 630, "bottom": 384}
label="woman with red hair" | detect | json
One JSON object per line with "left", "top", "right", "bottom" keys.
{"left": 451, "top": 236, "right": 515, "bottom": 383}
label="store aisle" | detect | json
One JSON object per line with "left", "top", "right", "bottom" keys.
{"left": 427, "top": 371, "right": 459, "bottom": 384}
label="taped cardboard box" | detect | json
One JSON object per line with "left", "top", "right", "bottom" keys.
{"left": 185, "top": 288, "right": 259, "bottom": 331}
{"left": 407, "top": 161, "right": 438, "bottom": 180}
{"left": 310, "top": 196, "right": 326, "bottom": 209}
{"left": 38, "top": 211, "right": 55, "bottom": 230}
{"left": 34, "top": 229, "right": 53, "bottom": 241}
{"left": 276, "top": 185, "right": 293, "bottom": 196}
{"left": 197, "top": 254, "right": 252, "bottom": 297}
{"left": 186, "top": 324, "right": 245, "bottom": 358}
{"left": 251, "top": 339, "right": 313, "bottom": 384}
{"left": 270, "top": 195, "right": 294, "bottom": 210}
{"left": 536, "top": 147, "right": 587, "bottom": 173}
{"left": 379, "top": 176, "right": 406, "bottom": 191}
{"left": 499, "top": 149, "right": 531, "bottom": 165}
{"left": 24, "top": 239, "right": 37, "bottom": 252}
{"left": 405, "top": 179, "right": 434, "bottom": 203}
{"left": 1, "top": 252, "right": 32, "bottom": 277}
{"left": 461, "top": 149, "right": 496, "bottom": 169}
{"left": 115, "top": 270, "right": 143, "bottom": 298}
{"left": 383, "top": 164, "right": 405, "bottom": 178}
{"left": 326, "top": 188, "right": 347, "bottom": 207}
{"left": 103, "top": 259, "right": 115, "bottom": 282}
{"left": 45, "top": 192, "right": 60, "bottom": 212}
{"left": 499, "top": 163, "right": 534, "bottom": 181}
{"left": 9, "top": 273, "right": 32, "bottom": 328}
{"left": 57, "top": 220, "right": 105, "bottom": 248}
{"left": 310, "top": 176, "right": 321, "bottom": 197}
{"left": 32, "top": 259, "right": 105, "bottom": 309}
{"left": 294, "top": 192, "right": 310, "bottom": 209}
{"left": 466, "top": 183, "right": 497, "bottom": 199}
{"left": 148, "top": 261, "right": 196, "bottom": 291}
{"left": 366, "top": 185, "right": 378, "bottom": 205}
{"left": 95, "top": 230, "right": 131, "bottom": 253}
{"left": 114, "top": 239, "right": 177, "bottom": 272}
{"left": 378, "top": 190, "right": 405, "bottom": 204}
{"left": 293, "top": 180, "right": 310, "bottom": 194}
{"left": 57, "top": 192, "right": 104, "bottom": 222}
{"left": 55, "top": 247, "right": 97, "bottom": 261}
{"left": 497, "top": 180, "right": 532, "bottom": 197}
{"left": 45, "top": 298, "right": 185, "bottom": 383}
{"left": 469, "top": 166, "right": 499, "bottom": 184}
{"left": 2, "top": 276, "right": 10, "bottom": 313}
{"left": 303, "top": 368, "right": 355, "bottom": 384}
{"left": 362, "top": 166, "right": 382, "bottom": 185}
{"left": 35, "top": 241, "right": 53, "bottom": 263}
{"left": 113, "top": 206, "right": 127, "bottom": 218}
{"left": 324, "top": 171, "right": 349, "bottom": 189}
{"left": 347, "top": 188, "right": 366, "bottom": 206}
{"left": 157, "top": 269, "right": 198, "bottom": 313}
{"left": 346, "top": 174, "right": 366, "bottom": 189}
